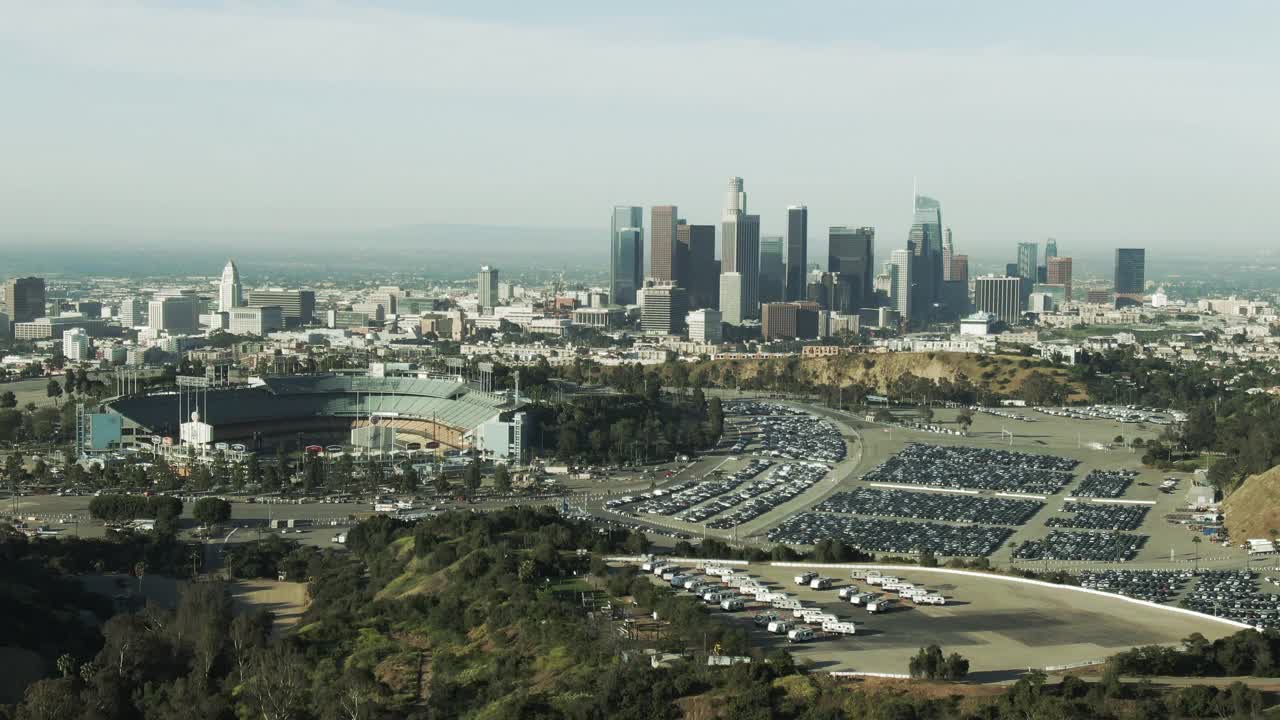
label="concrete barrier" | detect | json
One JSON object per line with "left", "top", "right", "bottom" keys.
{"left": 829, "top": 671, "right": 911, "bottom": 679}
{"left": 868, "top": 483, "right": 979, "bottom": 496}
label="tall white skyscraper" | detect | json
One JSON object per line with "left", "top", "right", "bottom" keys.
{"left": 888, "top": 249, "right": 912, "bottom": 319}
{"left": 218, "top": 260, "right": 242, "bottom": 313}
{"left": 719, "top": 272, "right": 744, "bottom": 325}
{"left": 63, "top": 328, "right": 91, "bottom": 362}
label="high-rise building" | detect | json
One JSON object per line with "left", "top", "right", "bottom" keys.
{"left": 679, "top": 223, "right": 717, "bottom": 309}
{"left": 1045, "top": 238, "right": 1058, "bottom": 259}
{"left": 246, "top": 290, "right": 315, "bottom": 326}
{"left": 1114, "top": 248, "right": 1146, "bottom": 297}
{"left": 478, "top": 266, "right": 499, "bottom": 309}
{"left": 1016, "top": 242, "right": 1039, "bottom": 285}
{"left": 218, "top": 259, "right": 243, "bottom": 312}
{"left": 686, "top": 309, "right": 722, "bottom": 344}
{"left": 119, "top": 298, "right": 146, "bottom": 327}
{"left": 739, "top": 214, "right": 761, "bottom": 319}
{"left": 62, "top": 328, "right": 91, "bottom": 362}
{"left": 4, "top": 277, "right": 46, "bottom": 323}
{"left": 828, "top": 226, "right": 875, "bottom": 308}
{"left": 887, "top": 250, "right": 912, "bottom": 319}
{"left": 908, "top": 196, "right": 944, "bottom": 323}
{"left": 974, "top": 276, "right": 1024, "bottom": 325}
{"left": 610, "top": 205, "right": 644, "bottom": 305}
{"left": 942, "top": 228, "right": 955, "bottom": 281}
{"left": 759, "top": 236, "right": 785, "bottom": 304}
{"left": 148, "top": 296, "right": 200, "bottom": 334}
{"left": 650, "top": 206, "right": 678, "bottom": 283}
{"left": 785, "top": 206, "right": 808, "bottom": 301}
{"left": 1046, "top": 257, "right": 1073, "bottom": 300}
{"left": 719, "top": 272, "right": 744, "bottom": 325}
{"left": 639, "top": 282, "right": 688, "bottom": 336}
{"left": 950, "top": 255, "right": 969, "bottom": 284}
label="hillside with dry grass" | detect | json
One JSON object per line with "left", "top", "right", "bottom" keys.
{"left": 687, "top": 351, "right": 1087, "bottom": 402}
{"left": 1223, "top": 464, "right": 1280, "bottom": 543}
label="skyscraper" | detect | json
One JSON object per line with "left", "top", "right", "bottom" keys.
{"left": 610, "top": 205, "right": 644, "bottom": 305}
{"left": 1114, "top": 248, "right": 1146, "bottom": 307}
{"left": 908, "top": 196, "right": 944, "bottom": 324}
{"left": 975, "top": 276, "right": 1024, "bottom": 325}
{"left": 740, "top": 214, "right": 761, "bottom": 319}
{"left": 1045, "top": 238, "right": 1059, "bottom": 259}
{"left": 950, "top": 255, "right": 969, "bottom": 284}
{"left": 719, "top": 272, "right": 744, "bottom": 325}
{"left": 1046, "top": 257, "right": 1073, "bottom": 300}
{"left": 218, "top": 259, "right": 243, "bottom": 313}
{"left": 1016, "top": 242, "right": 1039, "bottom": 285}
{"left": 759, "top": 236, "right": 785, "bottom": 304}
{"left": 4, "top": 277, "right": 46, "bottom": 323}
{"left": 478, "top": 266, "right": 499, "bottom": 309}
{"left": 680, "top": 223, "right": 717, "bottom": 310}
{"left": 888, "top": 249, "right": 912, "bottom": 319}
{"left": 828, "top": 226, "right": 875, "bottom": 308}
{"left": 942, "top": 228, "right": 954, "bottom": 281}
{"left": 650, "top": 205, "right": 678, "bottom": 283}
{"left": 785, "top": 206, "right": 808, "bottom": 301}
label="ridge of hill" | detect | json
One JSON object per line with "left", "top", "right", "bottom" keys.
{"left": 691, "top": 351, "right": 1087, "bottom": 402}
{"left": 1223, "top": 464, "right": 1280, "bottom": 543}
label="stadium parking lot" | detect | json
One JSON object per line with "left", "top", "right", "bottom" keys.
{"left": 1045, "top": 501, "right": 1149, "bottom": 531}
{"left": 1013, "top": 530, "right": 1147, "bottom": 562}
{"left": 768, "top": 514, "right": 1014, "bottom": 557}
{"left": 861, "top": 443, "right": 1077, "bottom": 495}
{"left": 814, "top": 487, "right": 1043, "bottom": 527}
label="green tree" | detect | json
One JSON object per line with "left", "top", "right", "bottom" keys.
{"left": 493, "top": 463, "right": 511, "bottom": 494}
{"left": 45, "top": 379, "right": 62, "bottom": 405}
{"left": 463, "top": 459, "right": 481, "bottom": 493}
{"left": 433, "top": 470, "right": 451, "bottom": 495}
{"left": 0, "top": 390, "right": 15, "bottom": 408}
{"left": 193, "top": 497, "right": 232, "bottom": 525}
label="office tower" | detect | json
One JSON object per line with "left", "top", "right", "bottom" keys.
{"left": 762, "top": 302, "right": 819, "bottom": 340}
{"left": 119, "top": 298, "right": 146, "bottom": 327}
{"left": 639, "top": 282, "right": 688, "bottom": 335}
{"left": 828, "top": 226, "right": 875, "bottom": 308}
{"left": 228, "top": 306, "right": 284, "bottom": 336}
{"left": 62, "top": 328, "right": 91, "bottom": 362}
{"left": 942, "top": 228, "right": 954, "bottom": 281}
{"left": 76, "top": 301, "right": 103, "bottom": 318}
{"left": 674, "top": 219, "right": 690, "bottom": 289}
{"left": 610, "top": 205, "right": 644, "bottom": 305}
{"left": 874, "top": 267, "right": 893, "bottom": 306}
{"left": 720, "top": 176, "right": 747, "bottom": 273}
{"left": 950, "top": 255, "right": 969, "bottom": 284}
{"left": 1016, "top": 242, "right": 1038, "bottom": 285}
{"left": 908, "top": 195, "right": 944, "bottom": 323}
{"left": 218, "top": 259, "right": 243, "bottom": 312}
{"left": 679, "top": 223, "right": 717, "bottom": 309}
{"left": 5, "top": 277, "right": 46, "bottom": 323}
{"left": 785, "top": 206, "right": 808, "bottom": 301}
{"left": 148, "top": 296, "right": 200, "bottom": 333}
{"left": 1045, "top": 238, "right": 1058, "bottom": 259}
{"left": 739, "top": 214, "right": 761, "bottom": 319}
{"left": 1114, "top": 248, "right": 1146, "bottom": 295}
{"left": 1005, "top": 263, "right": 1020, "bottom": 277}
{"left": 1046, "top": 257, "right": 1073, "bottom": 300}
{"left": 247, "top": 290, "right": 316, "bottom": 326}
{"left": 686, "top": 309, "right": 722, "bottom": 344}
{"left": 759, "top": 236, "right": 785, "bottom": 304}
{"left": 888, "top": 249, "right": 912, "bottom": 319}
{"left": 719, "top": 272, "right": 744, "bottom": 325}
{"left": 974, "top": 276, "right": 1024, "bottom": 325}
{"left": 477, "top": 266, "right": 499, "bottom": 309}
{"left": 650, "top": 206, "right": 678, "bottom": 283}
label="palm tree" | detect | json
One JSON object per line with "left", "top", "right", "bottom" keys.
{"left": 1192, "top": 535, "right": 1202, "bottom": 574}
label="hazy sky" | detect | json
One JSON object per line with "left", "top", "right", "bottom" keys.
{"left": 2, "top": 1, "right": 1277, "bottom": 258}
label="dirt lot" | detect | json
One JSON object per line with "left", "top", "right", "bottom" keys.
{"left": 655, "top": 562, "right": 1243, "bottom": 679}
{"left": 229, "top": 579, "right": 309, "bottom": 635}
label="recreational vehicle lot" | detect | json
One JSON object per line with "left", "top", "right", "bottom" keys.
{"left": 637, "top": 561, "right": 1243, "bottom": 676}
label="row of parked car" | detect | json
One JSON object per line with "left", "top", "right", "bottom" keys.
{"left": 706, "top": 463, "right": 828, "bottom": 530}
{"left": 862, "top": 443, "right": 1077, "bottom": 495}
{"left": 768, "top": 513, "right": 1013, "bottom": 557}
{"left": 629, "top": 460, "right": 772, "bottom": 517}
{"left": 1013, "top": 529, "right": 1147, "bottom": 561}
{"left": 815, "top": 487, "right": 1044, "bottom": 527}
{"left": 1181, "top": 570, "right": 1280, "bottom": 630}
{"left": 726, "top": 401, "right": 847, "bottom": 463}
{"left": 1078, "top": 569, "right": 1190, "bottom": 603}
{"left": 603, "top": 481, "right": 697, "bottom": 511}
{"left": 1073, "top": 470, "right": 1139, "bottom": 499}
{"left": 1046, "top": 501, "right": 1149, "bottom": 531}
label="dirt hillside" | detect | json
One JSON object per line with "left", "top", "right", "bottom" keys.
{"left": 690, "top": 352, "right": 1086, "bottom": 401}
{"left": 1223, "top": 464, "right": 1280, "bottom": 543}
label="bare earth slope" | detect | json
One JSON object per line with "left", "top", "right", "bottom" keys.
{"left": 1223, "top": 464, "right": 1280, "bottom": 543}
